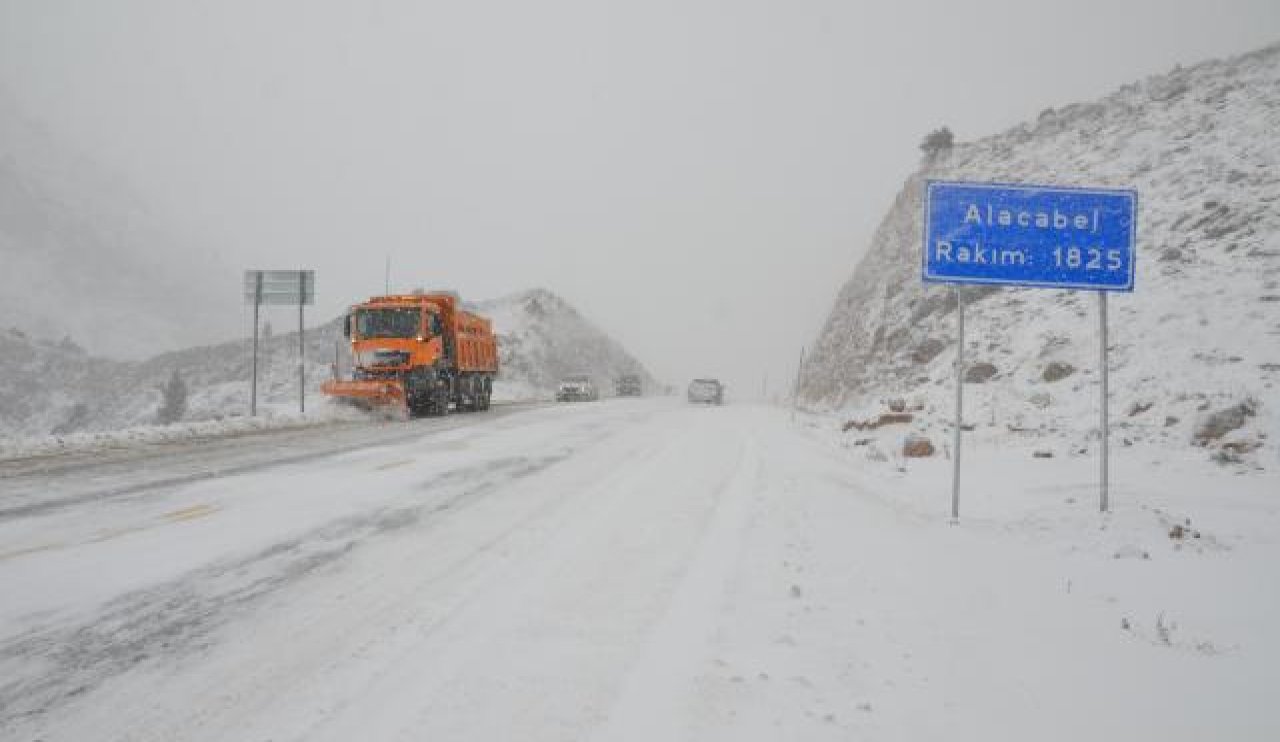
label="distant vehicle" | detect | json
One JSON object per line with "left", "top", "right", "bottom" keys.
{"left": 556, "top": 375, "right": 599, "bottom": 402}
{"left": 687, "top": 378, "right": 724, "bottom": 405}
{"left": 322, "top": 292, "right": 497, "bottom": 416}
{"left": 614, "top": 374, "right": 643, "bottom": 397}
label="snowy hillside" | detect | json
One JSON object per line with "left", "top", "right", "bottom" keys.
{"left": 472, "top": 288, "right": 657, "bottom": 396}
{"left": 0, "top": 288, "right": 654, "bottom": 441}
{"left": 0, "top": 319, "right": 345, "bottom": 441}
{"left": 0, "top": 89, "right": 227, "bottom": 358}
{"left": 799, "top": 43, "right": 1280, "bottom": 467}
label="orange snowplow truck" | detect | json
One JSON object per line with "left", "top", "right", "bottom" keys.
{"left": 322, "top": 292, "right": 498, "bottom": 416}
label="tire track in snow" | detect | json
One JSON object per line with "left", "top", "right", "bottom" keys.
{"left": 590, "top": 432, "right": 761, "bottom": 742}
{"left": 279, "top": 418, "right": 691, "bottom": 742}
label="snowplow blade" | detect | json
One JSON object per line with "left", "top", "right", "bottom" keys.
{"left": 321, "top": 379, "right": 406, "bottom": 407}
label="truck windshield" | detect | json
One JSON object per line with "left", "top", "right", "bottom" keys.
{"left": 356, "top": 308, "right": 420, "bottom": 339}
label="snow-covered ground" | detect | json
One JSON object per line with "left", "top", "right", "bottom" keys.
{"left": 0, "top": 399, "right": 370, "bottom": 462}
{"left": 1, "top": 287, "right": 654, "bottom": 441}
{"left": 1, "top": 399, "right": 1275, "bottom": 740}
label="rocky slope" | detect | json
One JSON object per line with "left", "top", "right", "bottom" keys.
{"left": 0, "top": 288, "right": 655, "bottom": 440}
{"left": 799, "top": 43, "right": 1280, "bottom": 465}
{"left": 472, "top": 289, "right": 656, "bottom": 396}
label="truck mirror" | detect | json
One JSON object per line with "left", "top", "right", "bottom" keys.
{"left": 343, "top": 314, "right": 351, "bottom": 338}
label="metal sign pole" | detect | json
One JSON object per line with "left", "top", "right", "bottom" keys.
{"left": 251, "top": 272, "right": 263, "bottom": 416}
{"left": 791, "top": 346, "right": 805, "bottom": 421}
{"left": 245, "top": 269, "right": 314, "bottom": 416}
{"left": 1099, "top": 291, "right": 1109, "bottom": 512}
{"left": 299, "top": 272, "right": 306, "bottom": 415}
{"left": 952, "top": 286, "right": 965, "bottom": 522}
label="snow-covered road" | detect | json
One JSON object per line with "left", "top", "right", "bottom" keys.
{"left": 1, "top": 399, "right": 1276, "bottom": 740}
{"left": 0, "top": 401, "right": 544, "bottom": 519}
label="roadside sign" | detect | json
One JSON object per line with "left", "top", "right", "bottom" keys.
{"left": 921, "top": 181, "right": 1139, "bottom": 521}
{"left": 923, "top": 181, "right": 1136, "bottom": 291}
{"left": 243, "top": 270, "right": 315, "bottom": 416}
{"left": 244, "top": 270, "right": 315, "bottom": 305}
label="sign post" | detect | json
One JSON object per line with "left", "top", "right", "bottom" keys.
{"left": 298, "top": 271, "right": 307, "bottom": 414}
{"left": 250, "top": 273, "right": 263, "bottom": 416}
{"left": 244, "top": 270, "right": 315, "bottom": 416}
{"left": 1099, "top": 292, "right": 1109, "bottom": 512}
{"left": 952, "top": 286, "right": 964, "bottom": 522}
{"left": 923, "top": 181, "right": 1136, "bottom": 518}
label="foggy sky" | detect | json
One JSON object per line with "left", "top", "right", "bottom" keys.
{"left": 1, "top": 0, "right": 1277, "bottom": 394}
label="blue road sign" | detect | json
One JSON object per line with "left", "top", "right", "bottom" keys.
{"left": 923, "top": 181, "right": 1136, "bottom": 291}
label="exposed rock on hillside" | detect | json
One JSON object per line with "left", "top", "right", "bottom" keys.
{"left": 472, "top": 289, "right": 656, "bottom": 394}
{"left": 800, "top": 44, "right": 1280, "bottom": 462}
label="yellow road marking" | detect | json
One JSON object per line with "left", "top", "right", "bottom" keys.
{"left": 89, "top": 524, "right": 152, "bottom": 542}
{"left": 0, "top": 503, "right": 220, "bottom": 562}
{"left": 375, "top": 459, "right": 415, "bottom": 471}
{"left": 0, "top": 542, "right": 67, "bottom": 562}
{"left": 162, "top": 503, "right": 219, "bottom": 522}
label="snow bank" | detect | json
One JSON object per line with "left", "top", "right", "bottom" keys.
{"left": 0, "top": 399, "right": 367, "bottom": 461}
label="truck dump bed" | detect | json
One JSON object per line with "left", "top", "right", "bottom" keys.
{"left": 451, "top": 309, "right": 498, "bottom": 373}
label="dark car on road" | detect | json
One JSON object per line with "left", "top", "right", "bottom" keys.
{"left": 687, "top": 378, "right": 724, "bottom": 405}
{"left": 615, "top": 374, "right": 643, "bottom": 397}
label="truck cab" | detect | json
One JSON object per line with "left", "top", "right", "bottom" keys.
{"left": 345, "top": 298, "right": 455, "bottom": 373}
{"left": 345, "top": 301, "right": 447, "bottom": 375}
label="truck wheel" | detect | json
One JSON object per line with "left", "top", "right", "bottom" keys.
{"left": 429, "top": 386, "right": 449, "bottom": 416}
{"left": 461, "top": 378, "right": 478, "bottom": 412}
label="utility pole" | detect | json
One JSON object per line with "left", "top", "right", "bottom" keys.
{"left": 298, "top": 271, "right": 306, "bottom": 415}
{"left": 791, "top": 346, "right": 806, "bottom": 421}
